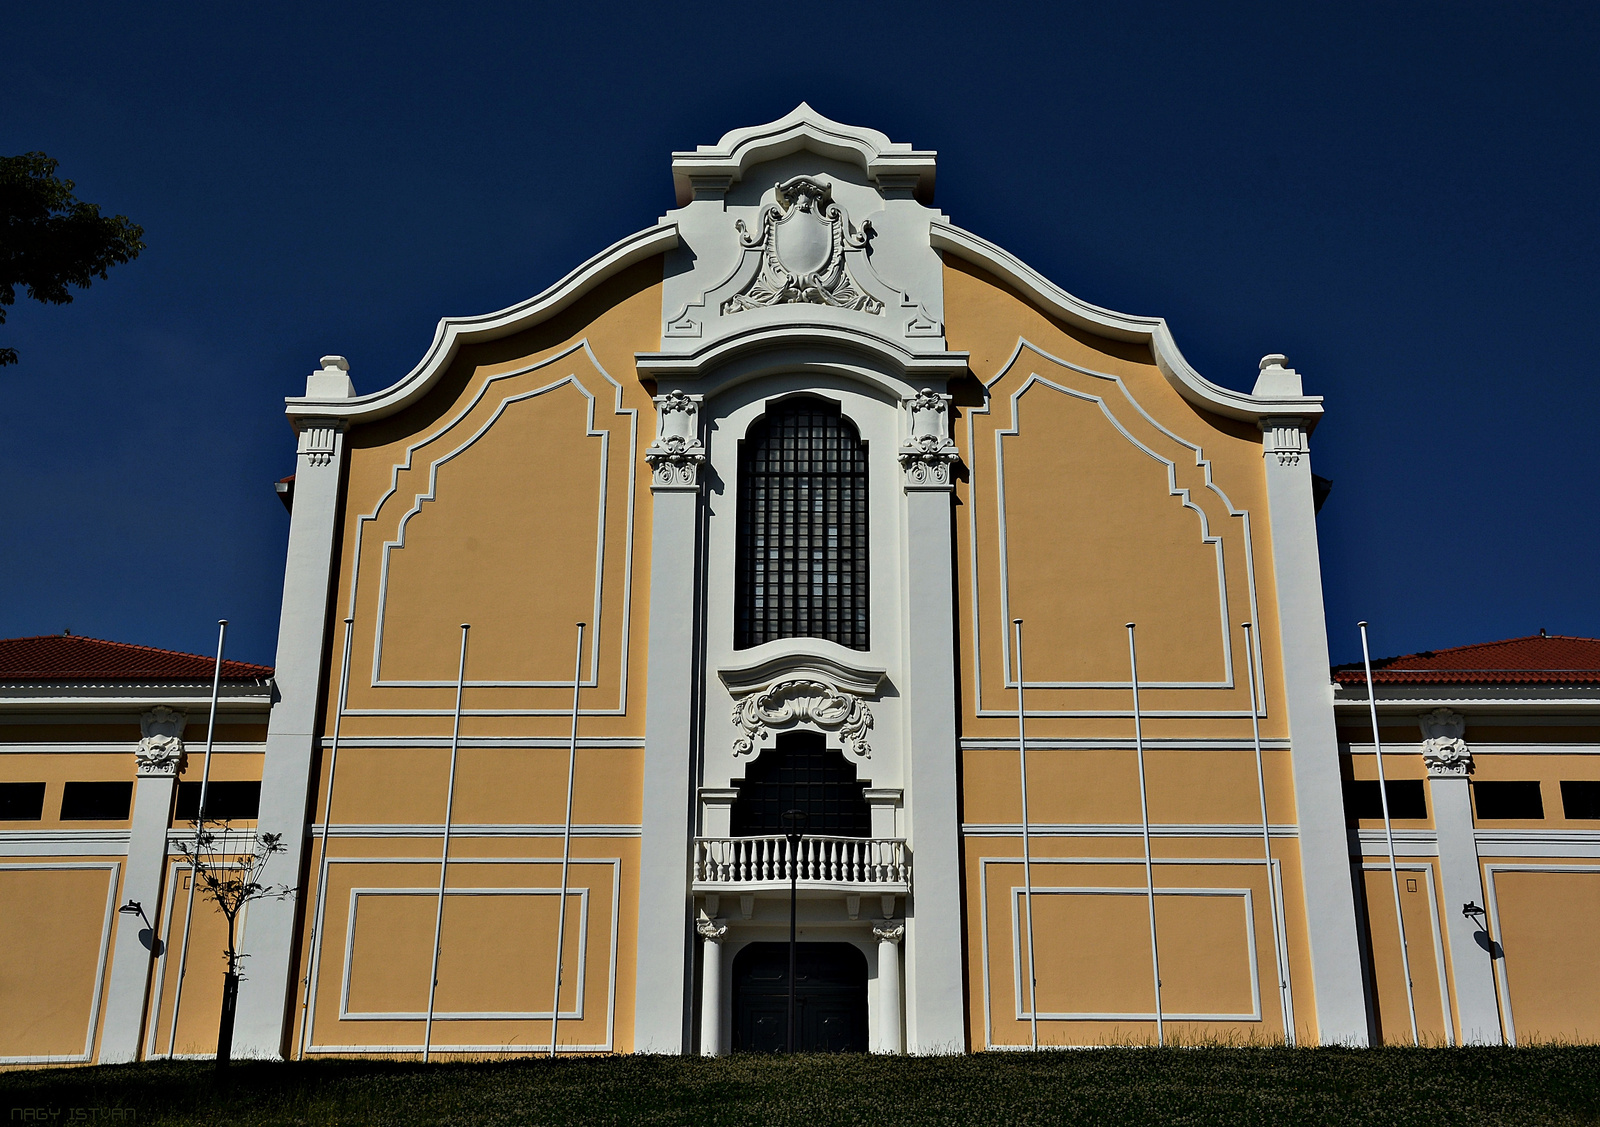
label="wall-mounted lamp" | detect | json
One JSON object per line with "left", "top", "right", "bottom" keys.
{"left": 118, "top": 899, "right": 144, "bottom": 916}
{"left": 1463, "top": 901, "right": 1485, "bottom": 920}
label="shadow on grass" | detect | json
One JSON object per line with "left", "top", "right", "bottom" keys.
{"left": 4, "top": 1046, "right": 1600, "bottom": 1126}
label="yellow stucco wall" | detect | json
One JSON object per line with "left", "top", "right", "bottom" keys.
{"left": 287, "top": 258, "right": 664, "bottom": 1057}
{"left": 942, "top": 258, "right": 1314, "bottom": 1046}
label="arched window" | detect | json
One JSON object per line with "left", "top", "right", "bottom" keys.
{"left": 730, "top": 732, "right": 871, "bottom": 837}
{"left": 735, "top": 397, "right": 869, "bottom": 650}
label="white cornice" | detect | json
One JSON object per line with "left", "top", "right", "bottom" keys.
{"left": 637, "top": 322, "right": 967, "bottom": 397}
{"left": 0, "top": 684, "right": 272, "bottom": 713}
{"left": 929, "top": 222, "right": 1326, "bottom": 429}
{"left": 1332, "top": 689, "right": 1600, "bottom": 711}
{"left": 670, "top": 103, "right": 937, "bottom": 206}
{"left": 284, "top": 223, "right": 679, "bottom": 428}
{"left": 718, "top": 644, "right": 888, "bottom": 697}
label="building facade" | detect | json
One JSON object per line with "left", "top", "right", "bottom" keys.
{"left": 0, "top": 635, "right": 272, "bottom": 1065}
{"left": 4, "top": 108, "right": 1598, "bottom": 1063}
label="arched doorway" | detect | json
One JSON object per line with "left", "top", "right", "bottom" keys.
{"left": 732, "top": 942, "right": 868, "bottom": 1052}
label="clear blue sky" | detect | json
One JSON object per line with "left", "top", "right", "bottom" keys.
{"left": 7, "top": 2, "right": 1597, "bottom": 668}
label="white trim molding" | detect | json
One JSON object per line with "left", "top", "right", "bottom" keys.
{"left": 929, "top": 223, "right": 1326, "bottom": 428}
{"left": 285, "top": 224, "right": 677, "bottom": 427}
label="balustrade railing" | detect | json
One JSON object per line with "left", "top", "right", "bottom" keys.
{"left": 692, "top": 835, "right": 910, "bottom": 889}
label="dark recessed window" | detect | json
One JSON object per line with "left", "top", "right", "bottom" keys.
{"left": 175, "top": 781, "right": 261, "bottom": 821}
{"left": 1343, "top": 779, "right": 1427, "bottom": 821}
{"left": 1559, "top": 780, "right": 1600, "bottom": 821}
{"left": 731, "top": 731, "right": 871, "bottom": 838}
{"left": 60, "top": 781, "right": 133, "bottom": 821}
{"left": 736, "top": 397, "right": 869, "bottom": 651}
{"left": 0, "top": 782, "right": 46, "bottom": 821}
{"left": 1474, "top": 781, "right": 1544, "bottom": 820}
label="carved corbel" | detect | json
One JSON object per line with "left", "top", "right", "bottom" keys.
{"left": 899, "top": 387, "right": 959, "bottom": 490}
{"left": 645, "top": 389, "right": 706, "bottom": 490}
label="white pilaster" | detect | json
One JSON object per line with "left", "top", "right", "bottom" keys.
{"left": 900, "top": 391, "right": 965, "bottom": 1053}
{"left": 1420, "top": 709, "right": 1502, "bottom": 1044}
{"left": 634, "top": 392, "right": 705, "bottom": 1053}
{"left": 697, "top": 917, "right": 728, "bottom": 1056}
{"left": 873, "top": 920, "right": 905, "bottom": 1054}
{"left": 234, "top": 357, "right": 354, "bottom": 1059}
{"left": 100, "top": 714, "right": 187, "bottom": 1062}
{"left": 1255, "top": 356, "right": 1369, "bottom": 1045}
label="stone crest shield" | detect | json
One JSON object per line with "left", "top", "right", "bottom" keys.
{"left": 722, "top": 176, "right": 884, "bottom": 314}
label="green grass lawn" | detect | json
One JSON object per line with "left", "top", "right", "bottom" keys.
{"left": 5, "top": 1048, "right": 1599, "bottom": 1126}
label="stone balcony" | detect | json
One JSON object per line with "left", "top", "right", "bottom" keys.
{"left": 691, "top": 834, "right": 911, "bottom": 893}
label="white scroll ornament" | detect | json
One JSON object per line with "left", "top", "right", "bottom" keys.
{"left": 731, "top": 678, "right": 874, "bottom": 759}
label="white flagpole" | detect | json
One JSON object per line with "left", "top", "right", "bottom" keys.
{"left": 550, "top": 622, "right": 586, "bottom": 1058}
{"left": 1012, "top": 619, "right": 1039, "bottom": 1050}
{"left": 1359, "top": 620, "right": 1419, "bottom": 1046}
{"left": 1242, "top": 622, "right": 1293, "bottom": 1042}
{"left": 423, "top": 624, "right": 469, "bottom": 1063}
{"left": 298, "top": 616, "right": 354, "bottom": 1059}
{"left": 167, "top": 618, "right": 227, "bottom": 1058}
{"left": 1126, "top": 624, "right": 1164, "bottom": 1047}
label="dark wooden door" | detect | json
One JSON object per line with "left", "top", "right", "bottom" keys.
{"left": 732, "top": 942, "right": 868, "bottom": 1052}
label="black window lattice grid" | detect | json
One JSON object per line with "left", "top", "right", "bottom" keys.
{"left": 730, "top": 732, "right": 871, "bottom": 838}
{"left": 736, "top": 398, "right": 869, "bottom": 651}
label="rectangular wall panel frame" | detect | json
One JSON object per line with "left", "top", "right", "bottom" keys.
{"left": 303, "top": 856, "right": 620, "bottom": 1055}
{"left": 0, "top": 861, "right": 120, "bottom": 1065}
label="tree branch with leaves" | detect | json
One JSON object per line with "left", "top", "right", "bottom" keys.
{"left": 1, "top": 152, "right": 145, "bottom": 366}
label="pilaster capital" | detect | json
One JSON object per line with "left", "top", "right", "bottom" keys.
{"left": 295, "top": 417, "right": 348, "bottom": 468}
{"left": 1422, "top": 737, "right": 1472, "bottom": 777}
{"left": 646, "top": 389, "right": 706, "bottom": 491}
{"left": 872, "top": 921, "right": 905, "bottom": 944}
{"left": 1259, "top": 416, "right": 1308, "bottom": 468}
{"left": 135, "top": 734, "right": 185, "bottom": 777}
{"left": 696, "top": 916, "right": 729, "bottom": 943}
{"left": 1420, "top": 708, "right": 1471, "bottom": 777}
{"left": 899, "top": 387, "right": 959, "bottom": 491}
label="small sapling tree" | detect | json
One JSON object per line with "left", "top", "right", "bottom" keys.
{"left": 176, "top": 820, "right": 293, "bottom": 1067}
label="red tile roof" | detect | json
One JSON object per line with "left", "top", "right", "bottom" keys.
{"left": 0, "top": 635, "right": 273, "bottom": 682}
{"left": 1333, "top": 634, "right": 1600, "bottom": 686}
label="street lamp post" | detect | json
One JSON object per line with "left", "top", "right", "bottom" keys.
{"left": 782, "top": 809, "right": 807, "bottom": 1053}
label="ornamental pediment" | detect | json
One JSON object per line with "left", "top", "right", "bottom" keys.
{"left": 659, "top": 107, "right": 948, "bottom": 357}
